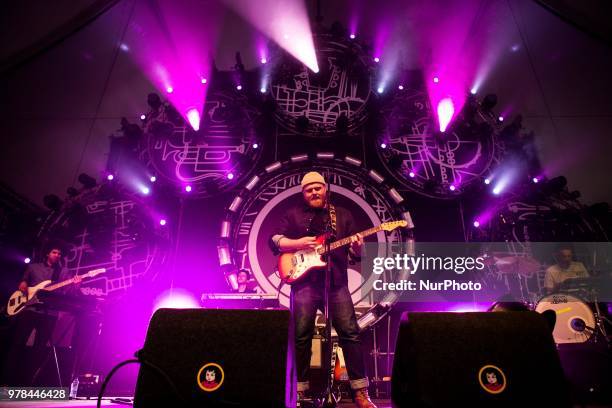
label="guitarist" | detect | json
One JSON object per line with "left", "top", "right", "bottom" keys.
{"left": 2, "top": 244, "right": 81, "bottom": 385}
{"left": 269, "top": 171, "right": 376, "bottom": 408}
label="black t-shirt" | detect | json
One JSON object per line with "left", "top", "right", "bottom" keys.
{"left": 269, "top": 203, "right": 359, "bottom": 287}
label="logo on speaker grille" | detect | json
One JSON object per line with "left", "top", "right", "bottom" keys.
{"left": 197, "top": 363, "right": 224, "bottom": 392}
{"left": 478, "top": 365, "right": 506, "bottom": 394}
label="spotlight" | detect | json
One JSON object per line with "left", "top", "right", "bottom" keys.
{"left": 473, "top": 220, "right": 480, "bottom": 228}
{"left": 511, "top": 44, "right": 520, "bottom": 52}
{"left": 147, "top": 93, "right": 162, "bottom": 110}
{"left": 78, "top": 173, "right": 97, "bottom": 189}
{"left": 150, "top": 176, "right": 157, "bottom": 183}
{"left": 398, "top": 85, "right": 404, "bottom": 90}
{"left": 484, "top": 178, "right": 491, "bottom": 185}
{"left": 470, "top": 88, "right": 477, "bottom": 95}
{"left": 252, "top": 143, "right": 259, "bottom": 149}
{"left": 374, "top": 57, "right": 380, "bottom": 63}
{"left": 532, "top": 177, "right": 539, "bottom": 184}
{"left": 481, "top": 94, "right": 498, "bottom": 111}
{"left": 106, "top": 174, "right": 114, "bottom": 181}
{"left": 498, "top": 116, "right": 504, "bottom": 122}
{"left": 433, "top": 76, "right": 439, "bottom": 83}
{"left": 186, "top": 108, "right": 200, "bottom": 131}
{"left": 227, "top": 173, "right": 235, "bottom": 180}
{"left": 185, "top": 185, "right": 192, "bottom": 193}
{"left": 141, "top": 186, "right": 150, "bottom": 195}
{"left": 260, "top": 87, "right": 267, "bottom": 93}
{"left": 493, "top": 186, "right": 502, "bottom": 195}
{"left": 350, "top": 34, "right": 356, "bottom": 39}
{"left": 159, "top": 219, "right": 167, "bottom": 226}
{"left": 166, "top": 86, "right": 173, "bottom": 93}
{"left": 201, "top": 77, "right": 207, "bottom": 84}
{"left": 380, "top": 143, "right": 387, "bottom": 149}
{"left": 24, "top": 257, "right": 31, "bottom": 264}
{"left": 408, "top": 171, "right": 415, "bottom": 178}
{"left": 43, "top": 194, "right": 63, "bottom": 211}
{"left": 449, "top": 184, "right": 456, "bottom": 191}
{"left": 140, "top": 114, "right": 146, "bottom": 120}
{"left": 119, "top": 43, "right": 129, "bottom": 52}
{"left": 377, "top": 86, "right": 384, "bottom": 94}
{"left": 236, "top": 85, "right": 243, "bottom": 91}
{"left": 261, "top": 57, "right": 267, "bottom": 64}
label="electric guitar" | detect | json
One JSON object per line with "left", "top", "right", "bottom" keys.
{"left": 278, "top": 221, "right": 407, "bottom": 284}
{"left": 6, "top": 268, "right": 106, "bottom": 316}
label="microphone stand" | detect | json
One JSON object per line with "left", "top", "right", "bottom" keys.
{"left": 319, "top": 182, "right": 338, "bottom": 408}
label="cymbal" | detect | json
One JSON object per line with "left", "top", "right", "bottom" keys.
{"left": 493, "top": 256, "right": 541, "bottom": 276}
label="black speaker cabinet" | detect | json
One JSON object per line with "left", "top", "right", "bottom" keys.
{"left": 391, "top": 311, "right": 570, "bottom": 407}
{"left": 134, "top": 308, "right": 291, "bottom": 407}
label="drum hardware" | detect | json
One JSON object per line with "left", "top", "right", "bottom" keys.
{"left": 536, "top": 276, "right": 611, "bottom": 345}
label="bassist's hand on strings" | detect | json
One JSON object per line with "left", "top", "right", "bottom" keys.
{"left": 18, "top": 281, "right": 28, "bottom": 295}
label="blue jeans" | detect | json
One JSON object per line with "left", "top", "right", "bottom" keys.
{"left": 291, "top": 282, "right": 368, "bottom": 391}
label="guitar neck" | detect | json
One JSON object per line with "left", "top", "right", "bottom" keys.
{"left": 318, "top": 225, "right": 384, "bottom": 254}
{"left": 44, "top": 278, "right": 75, "bottom": 292}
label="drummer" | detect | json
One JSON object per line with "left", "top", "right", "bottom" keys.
{"left": 543, "top": 244, "right": 589, "bottom": 294}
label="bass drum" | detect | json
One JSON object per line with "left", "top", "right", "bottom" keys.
{"left": 536, "top": 293, "right": 595, "bottom": 344}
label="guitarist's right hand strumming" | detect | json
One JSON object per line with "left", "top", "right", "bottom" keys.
{"left": 18, "top": 281, "right": 28, "bottom": 296}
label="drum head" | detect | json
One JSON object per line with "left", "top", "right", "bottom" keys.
{"left": 535, "top": 293, "right": 595, "bottom": 344}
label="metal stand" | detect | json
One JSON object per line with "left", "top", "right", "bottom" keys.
{"left": 318, "top": 184, "right": 338, "bottom": 408}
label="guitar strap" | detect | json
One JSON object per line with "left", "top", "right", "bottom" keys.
{"left": 328, "top": 203, "right": 337, "bottom": 237}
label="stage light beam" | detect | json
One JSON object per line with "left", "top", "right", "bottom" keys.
{"left": 437, "top": 98, "right": 455, "bottom": 132}
{"left": 186, "top": 108, "right": 200, "bottom": 131}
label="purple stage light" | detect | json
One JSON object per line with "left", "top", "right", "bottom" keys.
{"left": 236, "top": 85, "right": 242, "bottom": 91}
{"left": 498, "top": 116, "right": 504, "bottom": 122}
{"left": 492, "top": 186, "right": 502, "bottom": 195}
{"left": 186, "top": 108, "right": 200, "bottom": 131}
{"left": 449, "top": 184, "right": 456, "bottom": 191}
{"left": 201, "top": 77, "right": 207, "bottom": 84}
{"left": 408, "top": 171, "right": 415, "bottom": 178}
{"left": 140, "top": 186, "right": 150, "bottom": 195}
{"left": 377, "top": 86, "right": 384, "bottom": 94}
{"left": 24, "top": 257, "right": 31, "bottom": 264}
{"left": 166, "top": 86, "right": 173, "bottom": 93}
{"left": 437, "top": 98, "right": 454, "bottom": 132}
{"left": 260, "top": 57, "right": 267, "bottom": 64}
{"left": 433, "top": 76, "right": 439, "bottom": 83}
{"left": 150, "top": 176, "right": 157, "bottom": 183}
{"left": 350, "top": 33, "right": 356, "bottom": 39}
{"left": 470, "top": 88, "right": 477, "bottom": 95}
{"left": 374, "top": 57, "right": 380, "bottom": 63}
{"left": 398, "top": 85, "right": 404, "bottom": 90}
{"left": 260, "top": 87, "right": 267, "bottom": 93}
{"left": 106, "top": 174, "right": 114, "bottom": 181}
{"left": 380, "top": 143, "right": 387, "bottom": 149}
{"left": 532, "top": 177, "right": 539, "bottom": 183}
{"left": 185, "top": 185, "right": 192, "bottom": 193}
{"left": 159, "top": 219, "right": 167, "bottom": 226}
{"left": 473, "top": 220, "right": 480, "bottom": 228}
{"left": 484, "top": 178, "right": 491, "bottom": 185}
{"left": 227, "top": 173, "right": 235, "bottom": 180}
{"left": 252, "top": 143, "right": 259, "bottom": 149}
{"left": 119, "top": 43, "right": 129, "bottom": 52}
{"left": 140, "top": 114, "right": 146, "bottom": 120}
{"left": 154, "top": 289, "right": 199, "bottom": 311}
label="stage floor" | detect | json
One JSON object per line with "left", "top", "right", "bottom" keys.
{"left": 1, "top": 400, "right": 611, "bottom": 408}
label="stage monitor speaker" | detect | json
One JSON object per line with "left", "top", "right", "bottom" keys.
{"left": 391, "top": 311, "right": 570, "bottom": 407}
{"left": 134, "top": 308, "right": 291, "bottom": 407}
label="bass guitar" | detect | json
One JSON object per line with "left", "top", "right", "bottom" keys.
{"left": 278, "top": 221, "right": 406, "bottom": 284}
{"left": 6, "top": 268, "right": 106, "bottom": 316}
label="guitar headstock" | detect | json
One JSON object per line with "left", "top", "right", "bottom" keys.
{"left": 381, "top": 220, "right": 408, "bottom": 232}
{"left": 84, "top": 268, "right": 106, "bottom": 278}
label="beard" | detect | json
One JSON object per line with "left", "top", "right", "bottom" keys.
{"left": 308, "top": 196, "right": 325, "bottom": 208}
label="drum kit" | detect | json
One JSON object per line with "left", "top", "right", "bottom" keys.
{"left": 535, "top": 277, "right": 611, "bottom": 345}
{"left": 486, "top": 255, "right": 611, "bottom": 345}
